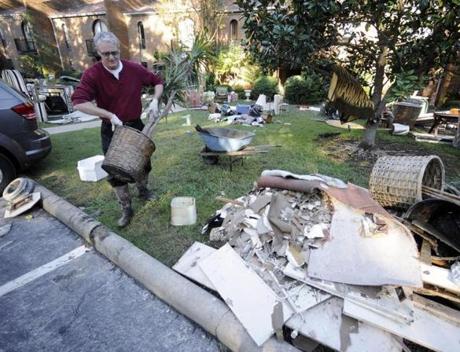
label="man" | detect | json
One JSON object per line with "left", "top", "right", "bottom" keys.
{"left": 72, "top": 31, "right": 163, "bottom": 228}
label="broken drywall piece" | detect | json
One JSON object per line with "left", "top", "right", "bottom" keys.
{"left": 286, "top": 284, "right": 331, "bottom": 313}
{"left": 198, "top": 243, "right": 294, "bottom": 346}
{"left": 249, "top": 194, "right": 272, "bottom": 213}
{"left": 286, "top": 243, "right": 305, "bottom": 267}
{"left": 172, "top": 242, "right": 216, "bottom": 290}
{"left": 304, "top": 223, "right": 327, "bottom": 239}
{"left": 343, "top": 298, "right": 460, "bottom": 352}
{"left": 267, "top": 193, "right": 292, "bottom": 233}
{"left": 308, "top": 200, "right": 422, "bottom": 287}
{"left": 284, "top": 263, "right": 414, "bottom": 324}
{"left": 286, "top": 297, "right": 401, "bottom": 352}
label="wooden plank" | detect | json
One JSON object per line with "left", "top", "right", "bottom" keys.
{"left": 199, "top": 244, "right": 293, "bottom": 346}
{"left": 286, "top": 297, "right": 401, "bottom": 352}
{"left": 412, "top": 294, "right": 460, "bottom": 325}
{"left": 420, "top": 262, "right": 460, "bottom": 295}
{"left": 172, "top": 242, "right": 216, "bottom": 290}
{"left": 343, "top": 298, "right": 460, "bottom": 352}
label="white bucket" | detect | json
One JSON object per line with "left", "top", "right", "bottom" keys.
{"left": 392, "top": 123, "right": 410, "bottom": 135}
{"left": 77, "top": 155, "right": 108, "bottom": 182}
{"left": 171, "top": 197, "right": 197, "bottom": 226}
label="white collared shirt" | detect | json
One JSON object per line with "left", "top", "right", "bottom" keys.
{"left": 103, "top": 61, "right": 123, "bottom": 80}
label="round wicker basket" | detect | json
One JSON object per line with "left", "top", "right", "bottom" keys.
{"left": 102, "top": 126, "right": 155, "bottom": 183}
{"left": 369, "top": 155, "right": 445, "bottom": 209}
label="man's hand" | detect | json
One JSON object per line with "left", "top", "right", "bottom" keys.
{"left": 110, "top": 114, "right": 123, "bottom": 126}
{"left": 148, "top": 98, "right": 159, "bottom": 117}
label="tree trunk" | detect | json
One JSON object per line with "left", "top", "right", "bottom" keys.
{"left": 360, "top": 46, "right": 388, "bottom": 149}
{"left": 360, "top": 120, "right": 379, "bottom": 150}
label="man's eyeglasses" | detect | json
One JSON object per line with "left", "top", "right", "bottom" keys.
{"left": 99, "top": 51, "right": 120, "bottom": 58}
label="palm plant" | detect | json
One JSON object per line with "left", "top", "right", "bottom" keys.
{"left": 142, "top": 34, "right": 216, "bottom": 137}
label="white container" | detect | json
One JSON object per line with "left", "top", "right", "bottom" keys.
{"left": 171, "top": 197, "right": 197, "bottom": 226}
{"left": 77, "top": 155, "right": 108, "bottom": 182}
{"left": 392, "top": 123, "right": 410, "bottom": 135}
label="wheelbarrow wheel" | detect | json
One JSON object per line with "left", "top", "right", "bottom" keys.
{"left": 201, "top": 147, "right": 219, "bottom": 165}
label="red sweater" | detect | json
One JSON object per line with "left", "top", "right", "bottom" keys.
{"left": 71, "top": 60, "right": 163, "bottom": 122}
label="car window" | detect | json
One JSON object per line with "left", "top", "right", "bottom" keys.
{"left": 0, "top": 80, "right": 29, "bottom": 104}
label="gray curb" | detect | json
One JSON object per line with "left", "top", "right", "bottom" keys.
{"left": 32, "top": 180, "right": 300, "bottom": 352}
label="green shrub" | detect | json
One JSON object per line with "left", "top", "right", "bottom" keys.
{"left": 385, "top": 70, "right": 426, "bottom": 103}
{"left": 252, "top": 76, "right": 278, "bottom": 101}
{"left": 205, "top": 72, "right": 216, "bottom": 91}
{"left": 232, "top": 85, "right": 246, "bottom": 99}
{"left": 284, "top": 74, "right": 326, "bottom": 104}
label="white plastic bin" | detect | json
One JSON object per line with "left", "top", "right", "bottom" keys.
{"left": 171, "top": 197, "right": 197, "bottom": 226}
{"left": 77, "top": 155, "right": 108, "bottom": 182}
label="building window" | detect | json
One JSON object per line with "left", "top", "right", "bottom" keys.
{"left": 230, "top": 20, "right": 238, "bottom": 41}
{"left": 62, "top": 23, "right": 71, "bottom": 49}
{"left": 15, "top": 21, "right": 36, "bottom": 53}
{"left": 93, "top": 19, "right": 108, "bottom": 35}
{"left": 138, "top": 22, "right": 146, "bottom": 50}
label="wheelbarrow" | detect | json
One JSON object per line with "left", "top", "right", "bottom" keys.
{"left": 195, "top": 125, "right": 255, "bottom": 152}
{"left": 195, "top": 125, "right": 277, "bottom": 170}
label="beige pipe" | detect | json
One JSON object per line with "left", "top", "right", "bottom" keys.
{"left": 32, "top": 180, "right": 300, "bottom": 352}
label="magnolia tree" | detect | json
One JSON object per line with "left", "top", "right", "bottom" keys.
{"left": 237, "top": 0, "right": 460, "bottom": 148}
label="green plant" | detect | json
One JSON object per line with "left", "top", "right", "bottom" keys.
{"left": 18, "top": 54, "right": 44, "bottom": 78}
{"left": 252, "top": 75, "right": 278, "bottom": 101}
{"left": 232, "top": 84, "right": 246, "bottom": 99}
{"left": 385, "top": 70, "right": 426, "bottom": 103}
{"left": 214, "top": 44, "right": 260, "bottom": 88}
{"left": 284, "top": 74, "right": 326, "bottom": 104}
{"left": 205, "top": 72, "right": 216, "bottom": 91}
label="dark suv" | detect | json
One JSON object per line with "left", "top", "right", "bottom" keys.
{"left": 0, "top": 80, "right": 51, "bottom": 192}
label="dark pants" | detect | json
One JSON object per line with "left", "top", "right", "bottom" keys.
{"left": 101, "top": 119, "right": 152, "bottom": 187}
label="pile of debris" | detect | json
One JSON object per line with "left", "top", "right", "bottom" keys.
{"left": 174, "top": 170, "right": 460, "bottom": 352}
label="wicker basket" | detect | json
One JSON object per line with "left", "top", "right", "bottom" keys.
{"left": 369, "top": 155, "right": 445, "bottom": 209}
{"left": 102, "top": 126, "right": 155, "bottom": 183}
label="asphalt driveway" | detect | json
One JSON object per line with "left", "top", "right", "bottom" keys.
{"left": 0, "top": 199, "right": 220, "bottom": 352}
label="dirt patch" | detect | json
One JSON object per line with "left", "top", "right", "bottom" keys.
{"left": 319, "top": 136, "right": 460, "bottom": 185}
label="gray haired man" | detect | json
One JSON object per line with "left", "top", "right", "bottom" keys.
{"left": 72, "top": 31, "right": 163, "bottom": 227}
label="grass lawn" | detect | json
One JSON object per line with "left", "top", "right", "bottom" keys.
{"left": 28, "top": 109, "right": 460, "bottom": 266}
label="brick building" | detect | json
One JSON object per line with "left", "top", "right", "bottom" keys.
{"left": 0, "top": 0, "right": 244, "bottom": 74}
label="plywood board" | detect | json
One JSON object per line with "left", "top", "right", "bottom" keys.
{"left": 343, "top": 298, "right": 460, "bottom": 352}
{"left": 287, "top": 297, "right": 401, "bottom": 352}
{"left": 199, "top": 244, "right": 292, "bottom": 346}
{"left": 308, "top": 200, "right": 422, "bottom": 287}
{"left": 172, "top": 242, "right": 216, "bottom": 290}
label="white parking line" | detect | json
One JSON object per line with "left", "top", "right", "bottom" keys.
{"left": 0, "top": 245, "right": 90, "bottom": 298}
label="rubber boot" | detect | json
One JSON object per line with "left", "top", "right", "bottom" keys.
{"left": 136, "top": 175, "right": 157, "bottom": 201}
{"left": 114, "top": 185, "right": 133, "bottom": 228}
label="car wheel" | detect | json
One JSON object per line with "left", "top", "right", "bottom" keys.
{"left": 0, "top": 154, "right": 16, "bottom": 194}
